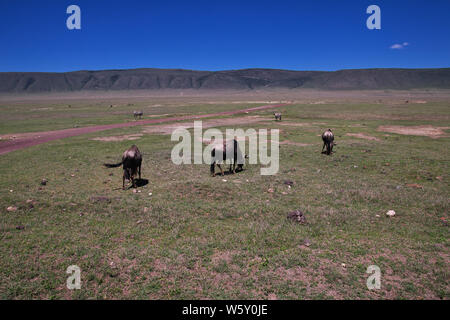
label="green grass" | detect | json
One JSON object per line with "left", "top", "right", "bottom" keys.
{"left": 0, "top": 98, "right": 449, "bottom": 299}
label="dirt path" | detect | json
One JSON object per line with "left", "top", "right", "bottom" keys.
{"left": 0, "top": 103, "right": 288, "bottom": 155}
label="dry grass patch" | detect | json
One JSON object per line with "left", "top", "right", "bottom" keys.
{"left": 346, "top": 133, "right": 381, "bottom": 141}
{"left": 91, "top": 134, "right": 143, "bottom": 142}
{"left": 377, "top": 125, "right": 450, "bottom": 138}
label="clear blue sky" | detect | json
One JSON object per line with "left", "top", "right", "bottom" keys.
{"left": 0, "top": 0, "right": 449, "bottom": 72}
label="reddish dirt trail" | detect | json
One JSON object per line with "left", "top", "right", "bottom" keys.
{"left": 0, "top": 103, "right": 288, "bottom": 155}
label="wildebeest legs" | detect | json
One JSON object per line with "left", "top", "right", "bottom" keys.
{"left": 217, "top": 164, "right": 224, "bottom": 176}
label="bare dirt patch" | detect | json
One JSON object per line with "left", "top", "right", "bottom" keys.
{"left": 276, "top": 122, "right": 327, "bottom": 127}
{"left": 143, "top": 116, "right": 267, "bottom": 135}
{"left": 91, "top": 134, "right": 143, "bottom": 142}
{"left": 346, "top": 133, "right": 381, "bottom": 141}
{"left": 377, "top": 125, "right": 450, "bottom": 138}
{"left": 278, "top": 140, "right": 312, "bottom": 147}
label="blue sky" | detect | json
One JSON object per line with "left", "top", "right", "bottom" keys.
{"left": 0, "top": 0, "right": 449, "bottom": 72}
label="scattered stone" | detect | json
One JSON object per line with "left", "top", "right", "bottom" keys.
{"left": 406, "top": 183, "right": 423, "bottom": 189}
{"left": 436, "top": 176, "right": 443, "bottom": 181}
{"left": 396, "top": 185, "right": 402, "bottom": 190}
{"left": 136, "top": 220, "right": 144, "bottom": 225}
{"left": 143, "top": 207, "right": 149, "bottom": 213}
{"left": 7, "top": 206, "right": 17, "bottom": 212}
{"left": 222, "top": 179, "right": 227, "bottom": 182}
{"left": 148, "top": 192, "right": 152, "bottom": 196}
{"left": 303, "top": 239, "right": 311, "bottom": 247}
{"left": 90, "top": 196, "right": 112, "bottom": 203}
{"left": 375, "top": 214, "right": 380, "bottom": 217}
{"left": 9, "top": 190, "right": 13, "bottom": 193}
{"left": 287, "top": 210, "right": 307, "bottom": 224}
{"left": 341, "top": 263, "right": 346, "bottom": 268}
{"left": 40, "top": 179, "right": 48, "bottom": 186}
{"left": 386, "top": 210, "right": 396, "bottom": 217}
{"left": 133, "top": 189, "right": 138, "bottom": 193}
{"left": 268, "top": 188, "right": 274, "bottom": 193}
{"left": 283, "top": 180, "right": 294, "bottom": 186}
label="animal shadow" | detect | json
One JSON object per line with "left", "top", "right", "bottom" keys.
{"left": 125, "top": 178, "right": 149, "bottom": 189}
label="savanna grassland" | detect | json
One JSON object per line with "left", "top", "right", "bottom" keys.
{"left": 0, "top": 90, "right": 448, "bottom": 299}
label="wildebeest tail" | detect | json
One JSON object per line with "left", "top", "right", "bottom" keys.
{"left": 104, "top": 161, "right": 123, "bottom": 168}
{"left": 210, "top": 148, "right": 216, "bottom": 174}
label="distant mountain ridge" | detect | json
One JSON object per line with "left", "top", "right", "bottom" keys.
{"left": 0, "top": 68, "right": 449, "bottom": 93}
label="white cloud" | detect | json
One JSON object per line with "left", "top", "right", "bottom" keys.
{"left": 390, "top": 42, "right": 409, "bottom": 49}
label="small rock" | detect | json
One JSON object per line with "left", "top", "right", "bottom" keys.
{"left": 406, "top": 183, "right": 423, "bottom": 189}
{"left": 136, "top": 220, "right": 144, "bottom": 225}
{"left": 222, "top": 179, "right": 227, "bottom": 182}
{"left": 386, "top": 210, "right": 396, "bottom": 217}
{"left": 303, "top": 239, "right": 311, "bottom": 247}
{"left": 148, "top": 192, "right": 152, "bottom": 196}
{"left": 16, "top": 225, "right": 25, "bottom": 230}
{"left": 341, "top": 263, "right": 346, "bottom": 268}
{"left": 7, "top": 206, "right": 17, "bottom": 212}
{"left": 268, "top": 188, "right": 274, "bottom": 193}
{"left": 287, "top": 210, "right": 307, "bottom": 224}
{"left": 436, "top": 176, "right": 443, "bottom": 181}
{"left": 40, "top": 179, "right": 48, "bottom": 186}
{"left": 9, "top": 190, "right": 13, "bottom": 193}
{"left": 143, "top": 207, "right": 149, "bottom": 213}
{"left": 283, "top": 180, "right": 294, "bottom": 186}
{"left": 375, "top": 214, "right": 380, "bottom": 217}
{"left": 133, "top": 189, "right": 138, "bottom": 193}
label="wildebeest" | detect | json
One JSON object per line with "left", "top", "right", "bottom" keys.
{"left": 104, "top": 145, "right": 142, "bottom": 189}
{"left": 274, "top": 112, "right": 282, "bottom": 121}
{"left": 133, "top": 110, "right": 143, "bottom": 120}
{"left": 321, "top": 129, "right": 334, "bottom": 155}
{"left": 210, "top": 139, "right": 246, "bottom": 176}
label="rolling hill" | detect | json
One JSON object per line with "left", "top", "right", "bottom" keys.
{"left": 0, "top": 68, "right": 449, "bottom": 93}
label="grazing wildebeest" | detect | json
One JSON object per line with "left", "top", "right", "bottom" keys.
{"left": 133, "top": 110, "right": 143, "bottom": 120}
{"left": 321, "top": 129, "right": 334, "bottom": 155}
{"left": 274, "top": 112, "right": 282, "bottom": 121}
{"left": 210, "top": 139, "right": 246, "bottom": 176}
{"left": 104, "top": 145, "right": 142, "bottom": 189}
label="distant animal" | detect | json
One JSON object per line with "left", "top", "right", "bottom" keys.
{"left": 104, "top": 145, "right": 142, "bottom": 189}
{"left": 274, "top": 112, "right": 282, "bottom": 121}
{"left": 210, "top": 139, "right": 246, "bottom": 176}
{"left": 321, "top": 129, "right": 334, "bottom": 155}
{"left": 133, "top": 110, "right": 143, "bottom": 119}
